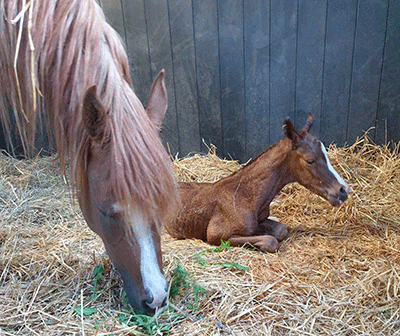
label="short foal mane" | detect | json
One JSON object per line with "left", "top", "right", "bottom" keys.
{"left": 241, "top": 138, "right": 291, "bottom": 170}
{"left": 0, "top": 0, "right": 176, "bottom": 223}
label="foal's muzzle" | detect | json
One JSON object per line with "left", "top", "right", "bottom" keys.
{"left": 338, "top": 186, "right": 348, "bottom": 203}
{"left": 329, "top": 183, "right": 350, "bottom": 206}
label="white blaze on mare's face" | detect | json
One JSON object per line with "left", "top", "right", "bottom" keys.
{"left": 130, "top": 211, "right": 167, "bottom": 309}
{"left": 319, "top": 141, "right": 348, "bottom": 189}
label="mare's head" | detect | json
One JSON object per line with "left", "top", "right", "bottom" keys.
{"left": 0, "top": 0, "right": 175, "bottom": 315}
{"left": 77, "top": 70, "right": 174, "bottom": 314}
{"left": 283, "top": 114, "right": 351, "bottom": 206}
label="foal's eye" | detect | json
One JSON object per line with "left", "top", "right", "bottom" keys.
{"left": 307, "top": 159, "right": 316, "bottom": 165}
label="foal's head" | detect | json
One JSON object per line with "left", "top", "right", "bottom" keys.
{"left": 77, "top": 70, "right": 173, "bottom": 314}
{"left": 284, "top": 114, "right": 350, "bottom": 206}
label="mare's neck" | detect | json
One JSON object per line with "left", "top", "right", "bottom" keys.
{"left": 235, "top": 137, "right": 295, "bottom": 206}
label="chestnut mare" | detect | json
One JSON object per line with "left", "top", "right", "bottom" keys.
{"left": 166, "top": 114, "right": 350, "bottom": 252}
{"left": 0, "top": 0, "right": 176, "bottom": 313}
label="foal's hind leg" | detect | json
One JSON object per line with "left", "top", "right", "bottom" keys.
{"left": 228, "top": 235, "right": 279, "bottom": 253}
{"left": 255, "top": 218, "right": 288, "bottom": 242}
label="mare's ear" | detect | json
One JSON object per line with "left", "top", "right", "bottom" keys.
{"left": 146, "top": 69, "right": 168, "bottom": 129}
{"left": 301, "top": 113, "right": 314, "bottom": 133}
{"left": 82, "top": 85, "right": 107, "bottom": 139}
{"left": 283, "top": 118, "right": 299, "bottom": 147}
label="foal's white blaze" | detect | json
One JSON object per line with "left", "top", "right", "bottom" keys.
{"left": 320, "top": 141, "right": 349, "bottom": 190}
{"left": 130, "top": 211, "right": 167, "bottom": 309}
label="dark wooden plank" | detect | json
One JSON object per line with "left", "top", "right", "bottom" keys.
{"left": 218, "top": 0, "right": 246, "bottom": 162}
{"left": 101, "top": 0, "right": 126, "bottom": 45}
{"left": 269, "top": 0, "right": 298, "bottom": 144}
{"left": 347, "top": 0, "right": 388, "bottom": 145}
{"left": 320, "top": 0, "right": 357, "bottom": 146}
{"left": 193, "top": 0, "right": 223, "bottom": 155}
{"left": 168, "top": 0, "right": 200, "bottom": 156}
{"left": 121, "top": 0, "right": 152, "bottom": 105}
{"left": 295, "top": 0, "right": 327, "bottom": 138}
{"left": 376, "top": 0, "right": 400, "bottom": 145}
{"left": 144, "top": 0, "right": 179, "bottom": 155}
{"left": 0, "top": 122, "right": 7, "bottom": 150}
{"left": 243, "top": 0, "right": 270, "bottom": 159}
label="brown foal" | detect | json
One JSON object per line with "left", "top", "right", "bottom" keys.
{"left": 165, "top": 114, "right": 350, "bottom": 252}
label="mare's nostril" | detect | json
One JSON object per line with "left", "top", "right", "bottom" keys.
{"left": 142, "top": 299, "right": 156, "bottom": 314}
{"left": 142, "top": 289, "right": 167, "bottom": 312}
{"left": 141, "top": 291, "right": 155, "bottom": 313}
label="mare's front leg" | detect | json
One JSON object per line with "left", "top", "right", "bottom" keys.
{"left": 255, "top": 218, "right": 288, "bottom": 242}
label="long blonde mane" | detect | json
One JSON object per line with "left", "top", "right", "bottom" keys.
{"left": 0, "top": 0, "right": 176, "bottom": 222}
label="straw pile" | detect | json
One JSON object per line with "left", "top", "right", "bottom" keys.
{"left": 1, "top": 135, "right": 399, "bottom": 335}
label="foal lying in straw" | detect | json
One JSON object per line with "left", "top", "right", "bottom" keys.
{"left": 166, "top": 115, "right": 351, "bottom": 252}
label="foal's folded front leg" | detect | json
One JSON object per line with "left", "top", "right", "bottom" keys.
{"left": 207, "top": 210, "right": 281, "bottom": 252}
{"left": 255, "top": 218, "right": 288, "bottom": 242}
{"left": 228, "top": 235, "right": 279, "bottom": 253}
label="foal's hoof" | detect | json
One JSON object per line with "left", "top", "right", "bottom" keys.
{"left": 274, "top": 224, "right": 289, "bottom": 242}
{"left": 260, "top": 236, "right": 279, "bottom": 253}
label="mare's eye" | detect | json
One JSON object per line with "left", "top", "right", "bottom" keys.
{"left": 99, "top": 207, "right": 119, "bottom": 220}
{"left": 307, "top": 159, "right": 315, "bottom": 165}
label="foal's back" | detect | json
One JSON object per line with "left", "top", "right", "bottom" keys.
{"left": 166, "top": 182, "right": 216, "bottom": 240}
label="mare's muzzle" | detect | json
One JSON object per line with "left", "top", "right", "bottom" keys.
{"left": 118, "top": 267, "right": 168, "bottom": 314}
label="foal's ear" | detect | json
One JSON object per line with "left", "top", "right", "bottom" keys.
{"left": 301, "top": 113, "right": 314, "bottom": 133}
{"left": 283, "top": 118, "right": 299, "bottom": 146}
{"left": 82, "top": 85, "right": 107, "bottom": 138}
{"left": 146, "top": 69, "right": 168, "bottom": 130}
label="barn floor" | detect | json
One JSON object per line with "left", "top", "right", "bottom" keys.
{"left": 1, "top": 136, "right": 399, "bottom": 335}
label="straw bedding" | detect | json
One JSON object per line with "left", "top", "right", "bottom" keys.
{"left": 1, "top": 136, "right": 399, "bottom": 335}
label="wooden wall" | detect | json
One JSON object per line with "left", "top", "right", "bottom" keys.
{"left": 99, "top": 0, "right": 399, "bottom": 162}
{"left": 1, "top": 0, "right": 399, "bottom": 161}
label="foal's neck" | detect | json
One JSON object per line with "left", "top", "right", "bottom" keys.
{"left": 236, "top": 137, "right": 294, "bottom": 205}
